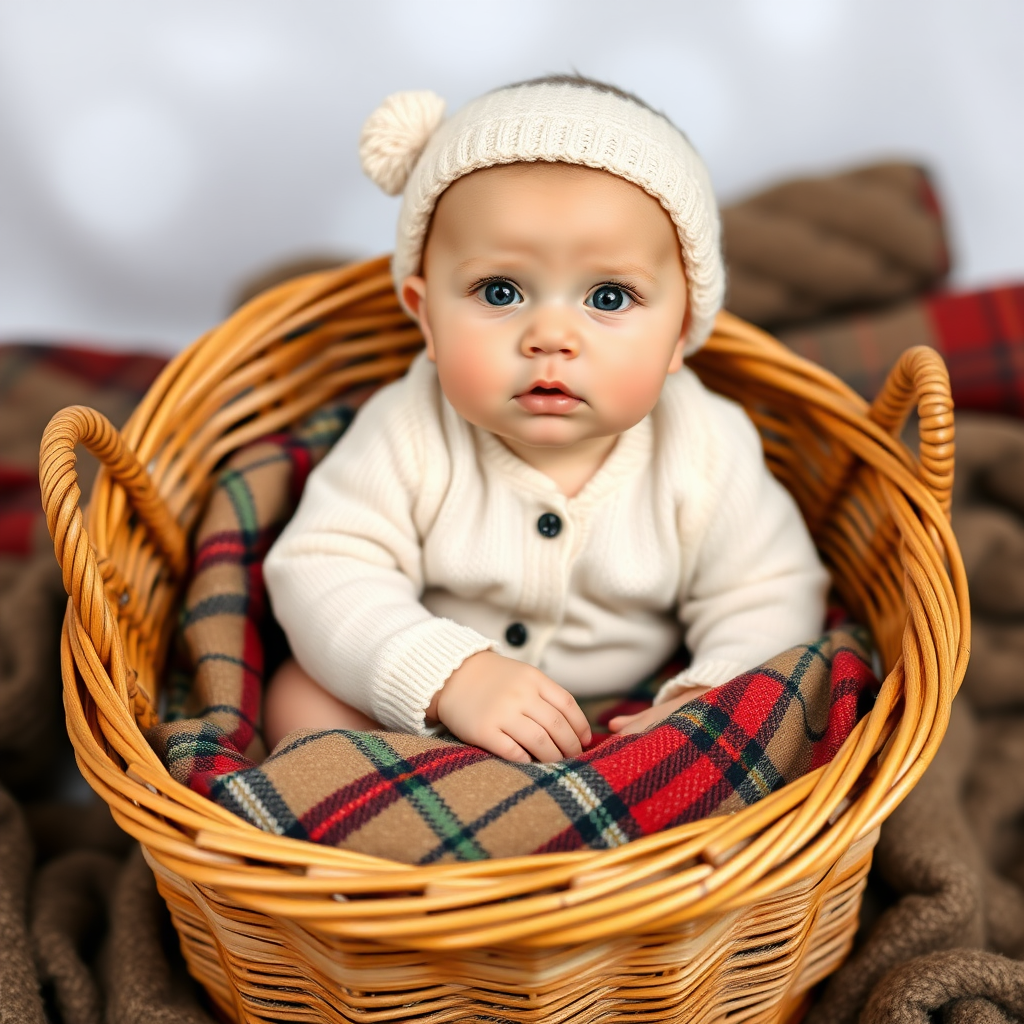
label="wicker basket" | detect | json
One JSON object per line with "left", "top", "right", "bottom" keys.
{"left": 40, "top": 256, "right": 968, "bottom": 1024}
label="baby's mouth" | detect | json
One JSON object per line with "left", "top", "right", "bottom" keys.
{"left": 515, "top": 382, "right": 583, "bottom": 415}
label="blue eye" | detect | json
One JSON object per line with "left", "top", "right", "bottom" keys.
{"left": 481, "top": 280, "right": 521, "bottom": 307}
{"left": 587, "top": 285, "right": 633, "bottom": 312}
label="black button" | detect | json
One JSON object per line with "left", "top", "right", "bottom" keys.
{"left": 537, "top": 512, "right": 562, "bottom": 538}
{"left": 505, "top": 622, "right": 528, "bottom": 647}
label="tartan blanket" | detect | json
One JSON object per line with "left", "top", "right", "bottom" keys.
{"left": 146, "top": 401, "right": 879, "bottom": 864}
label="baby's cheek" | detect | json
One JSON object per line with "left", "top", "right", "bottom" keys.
{"left": 437, "top": 347, "right": 505, "bottom": 418}
{"left": 607, "top": 367, "right": 667, "bottom": 419}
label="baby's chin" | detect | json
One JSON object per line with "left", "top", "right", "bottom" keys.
{"left": 495, "top": 421, "right": 623, "bottom": 451}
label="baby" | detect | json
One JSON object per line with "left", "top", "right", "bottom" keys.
{"left": 263, "top": 75, "right": 829, "bottom": 762}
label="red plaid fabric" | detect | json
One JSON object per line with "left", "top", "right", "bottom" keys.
{"left": 927, "top": 286, "right": 1024, "bottom": 415}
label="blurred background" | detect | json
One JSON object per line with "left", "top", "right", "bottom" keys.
{"left": 1, "top": 0, "right": 1022, "bottom": 354}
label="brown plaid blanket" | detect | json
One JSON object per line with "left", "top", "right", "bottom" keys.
{"left": 147, "top": 402, "right": 878, "bottom": 864}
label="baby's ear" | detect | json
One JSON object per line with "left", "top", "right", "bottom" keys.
{"left": 400, "top": 276, "right": 435, "bottom": 361}
{"left": 667, "top": 337, "right": 685, "bottom": 374}
{"left": 667, "top": 305, "right": 692, "bottom": 374}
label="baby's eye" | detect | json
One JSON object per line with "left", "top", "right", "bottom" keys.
{"left": 479, "top": 280, "right": 522, "bottom": 307}
{"left": 586, "top": 285, "right": 633, "bottom": 312}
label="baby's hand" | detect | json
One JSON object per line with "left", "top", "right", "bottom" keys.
{"left": 431, "top": 651, "right": 591, "bottom": 763}
{"left": 607, "top": 685, "right": 712, "bottom": 736}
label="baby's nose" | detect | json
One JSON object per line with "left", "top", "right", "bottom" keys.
{"left": 521, "top": 310, "right": 580, "bottom": 357}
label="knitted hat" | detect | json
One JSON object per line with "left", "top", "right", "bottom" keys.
{"left": 359, "top": 78, "right": 724, "bottom": 354}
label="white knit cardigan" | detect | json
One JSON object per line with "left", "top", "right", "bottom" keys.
{"left": 264, "top": 353, "right": 829, "bottom": 735}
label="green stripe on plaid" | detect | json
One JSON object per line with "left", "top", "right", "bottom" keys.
{"left": 350, "top": 733, "right": 490, "bottom": 861}
{"left": 675, "top": 704, "right": 777, "bottom": 789}
{"left": 221, "top": 469, "right": 260, "bottom": 540}
{"left": 181, "top": 594, "right": 249, "bottom": 629}
{"left": 414, "top": 760, "right": 638, "bottom": 864}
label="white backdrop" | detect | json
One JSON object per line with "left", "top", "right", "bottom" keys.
{"left": 1, "top": 0, "right": 1021, "bottom": 353}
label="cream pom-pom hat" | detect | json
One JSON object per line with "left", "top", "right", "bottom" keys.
{"left": 359, "top": 75, "right": 724, "bottom": 355}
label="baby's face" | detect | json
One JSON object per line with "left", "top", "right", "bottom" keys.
{"left": 402, "top": 163, "right": 688, "bottom": 456}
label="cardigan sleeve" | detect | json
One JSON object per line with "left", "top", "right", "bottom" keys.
{"left": 263, "top": 374, "right": 496, "bottom": 734}
{"left": 655, "top": 390, "right": 830, "bottom": 703}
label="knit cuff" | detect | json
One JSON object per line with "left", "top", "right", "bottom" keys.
{"left": 653, "top": 659, "right": 747, "bottom": 705}
{"left": 369, "top": 618, "right": 497, "bottom": 735}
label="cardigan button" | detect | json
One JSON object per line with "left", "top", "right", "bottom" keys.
{"left": 537, "top": 512, "right": 562, "bottom": 538}
{"left": 505, "top": 622, "right": 528, "bottom": 647}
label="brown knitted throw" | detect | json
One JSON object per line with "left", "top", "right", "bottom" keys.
{"left": 723, "top": 162, "right": 948, "bottom": 328}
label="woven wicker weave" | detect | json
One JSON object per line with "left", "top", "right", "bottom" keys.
{"left": 40, "top": 256, "right": 968, "bottom": 1024}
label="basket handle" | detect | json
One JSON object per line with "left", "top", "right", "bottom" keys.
{"left": 868, "top": 346, "right": 954, "bottom": 517}
{"left": 39, "top": 406, "right": 187, "bottom": 720}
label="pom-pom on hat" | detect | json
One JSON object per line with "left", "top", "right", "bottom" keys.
{"left": 359, "top": 91, "right": 446, "bottom": 196}
{"left": 359, "top": 77, "right": 725, "bottom": 355}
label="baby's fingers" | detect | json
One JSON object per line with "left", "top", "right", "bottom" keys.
{"left": 484, "top": 731, "right": 533, "bottom": 765}
{"left": 607, "top": 710, "right": 647, "bottom": 735}
{"left": 525, "top": 707, "right": 585, "bottom": 760}
{"left": 608, "top": 703, "right": 669, "bottom": 735}
{"left": 503, "top": 716, "right": 565, "bottom": 764}
{"left": 540, "top": 682, "right": 592, "bottom": 746}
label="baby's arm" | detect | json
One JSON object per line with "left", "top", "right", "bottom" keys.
{"left": 264, "top": 384, "right": 494, "bottom": 735}
{"left": 612, "top": 397, "right": 828, "bottom": 735}
{"left": 662, "top": 400, "right": 829, "bottom": 701}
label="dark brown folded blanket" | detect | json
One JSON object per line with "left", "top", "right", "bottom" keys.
{"left": 723, "top": 162, "right": 949, "bottom": 328}
{"left": 0, "top": 784, "right": 214, "bottom": 1024}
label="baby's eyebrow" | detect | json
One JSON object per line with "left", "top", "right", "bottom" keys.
{"left": 452, "top": 257, "right": 661, "bottom": 284}
{"left": 454, "top": 257, "right": 498, "bottom": 274}
{"left": 595, "top": 262, "right": 658, "bottom": 284}
{"left": 454, "top": 252, "right": 534, "bottom": 273}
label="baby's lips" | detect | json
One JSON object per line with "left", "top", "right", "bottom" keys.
{"left": 513, "top": 379, "right": 585, "bottom": 414}
{"left": 515, "top": 391, "right": 582, "bottom": 414}
{"left": 524, "top": 379, "right": 581, "bottom": 399}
